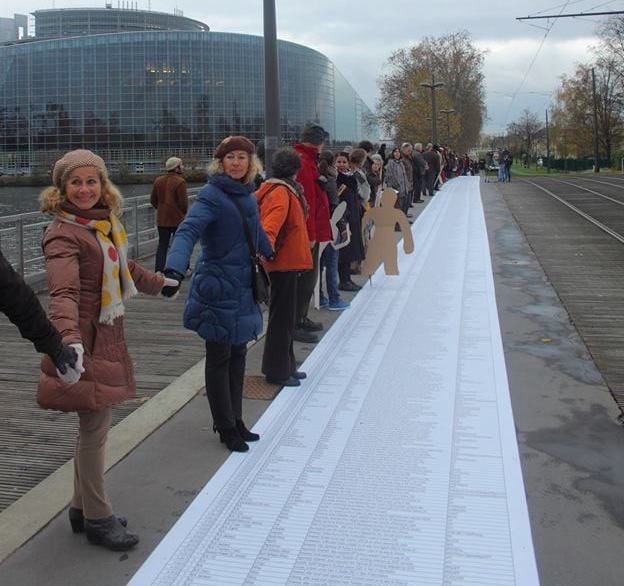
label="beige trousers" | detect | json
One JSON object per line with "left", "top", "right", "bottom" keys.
{"left": 70, "top": 407, "right": 113, "bottom": 520}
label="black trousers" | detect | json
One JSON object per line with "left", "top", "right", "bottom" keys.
{"left": 155, "top": 226, "right": 177, "bottom": 273}
{"left": 262, "top": 271, "right": 298, "bottom": 380}
{"left": 338, "top": 261, "right": 353, "bottom": 285}
{"left": 424, "top": 170, "right": 437, "bottom": 196}
{"left": 413, "top": 174, "right": 424, "bottom": 200}
{"left": 295, "top": 242, "right": 319, "bottom": 325}
{"left": 204, "top": 340, "right": 247, "bottom": 429}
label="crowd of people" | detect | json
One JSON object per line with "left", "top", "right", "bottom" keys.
{"left": 1, "top": 126, "right": 486, "bottom": 553}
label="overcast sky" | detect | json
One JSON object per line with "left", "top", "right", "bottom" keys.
{"left": 4, "top": 0, "right": 623, "bottom": 136}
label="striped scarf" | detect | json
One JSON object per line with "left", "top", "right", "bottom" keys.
{"left": 58, "top": 211, "right": 137, "bottom": 325}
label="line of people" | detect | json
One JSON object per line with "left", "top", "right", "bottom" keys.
{"left": 0, "top": 130, "right": 469, "bottom": 554}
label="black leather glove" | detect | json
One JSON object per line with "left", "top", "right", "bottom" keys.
{"left": 161, "top": 268, "right": 185, "bottom": 298}
{"left": 50, "top": 342, "right": 78, "bottom": 375}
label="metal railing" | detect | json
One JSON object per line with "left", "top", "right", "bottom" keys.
{"left": 0, "top": 187, "right": 201, "bottom": 288}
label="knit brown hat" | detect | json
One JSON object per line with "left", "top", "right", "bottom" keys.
{"left": 213, "top": 135, "right": 255, "bottom": 160}
{"left": 53, "top": 149, "right": 108, "bottom": 189}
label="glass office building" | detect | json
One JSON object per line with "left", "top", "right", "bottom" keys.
{"left": 0, "top": 8, "right": 374, "bottom": 174}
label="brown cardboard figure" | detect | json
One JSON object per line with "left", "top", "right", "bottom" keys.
{"left": 361, "top": 187, "right": 414, "bottom": 276}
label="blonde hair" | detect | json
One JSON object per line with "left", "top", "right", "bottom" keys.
{"left": 207, "top": 154, "right": 263, "bottom": 186}
{"left": 39, "top": 173, "right": 124, "bottom": 216}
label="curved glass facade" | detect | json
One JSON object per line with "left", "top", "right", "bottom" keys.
{"left": 33, "top": 8, "right": 209, "bottom": 38}
{"left": 0, "top": 22, "right": 373, "bottom": 173}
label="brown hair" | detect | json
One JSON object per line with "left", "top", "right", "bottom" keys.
{"left": 349, "top": 148, "right": 367, "bottom": 167}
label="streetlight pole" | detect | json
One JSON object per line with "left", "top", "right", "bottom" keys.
{"left": 263, "top": 0, "right": 280, "bottom": 177}
{"left": 420, "top": 73, "right": 445, "bottom": 144}
{"left": 591, "top": 67, "right": 600, "bottom": 173}
{"left": 545, "top": 109, "right": 550, "bottom": 174}
{"left": 439, "top": 108, "right": 455, "bottom": 144}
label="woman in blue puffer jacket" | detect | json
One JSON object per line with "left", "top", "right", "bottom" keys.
{"left": 164, "top": 136, "right": 272, "bottom": 453}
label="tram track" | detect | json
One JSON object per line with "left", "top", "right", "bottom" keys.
{"left": 520, "top": 177, "right": 624, "bottom": 246}
{"left": 502, "top": 177, "right": 624, "bottom": 418}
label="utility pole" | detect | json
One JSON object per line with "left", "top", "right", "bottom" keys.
{"left": 420, "top": 73, "right": 445, "bottom": 144}
{"left": 545, "top": 109, "right": 550, "bottom": 174}
{"left": 263, "top": 0, "right": 280, "bottom": 177}
{"left": 591, "top": 67, "right": 600, "bottom": 173}
{"left": 439, "top": 108, "right": 455, "bottom": 144}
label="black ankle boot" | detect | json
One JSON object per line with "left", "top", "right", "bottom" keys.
{"left": 69, "top": 507, "right": 127, "bottom": 534}
{"left": 236, "top": 420, "right": 260, "bottom": 442}
{"left": 85, "top": 515, "right": 139, "bottom": 551}
{"left": 217, "top": 426, "right": 249, "bottom": 452}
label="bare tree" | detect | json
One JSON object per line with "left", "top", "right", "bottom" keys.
{"left": 506, "top": 110, "right": 545, "bottom": 161}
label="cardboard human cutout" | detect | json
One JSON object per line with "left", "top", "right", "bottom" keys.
{"left": 361, "top": 188, "right": 414, "bottom": 277}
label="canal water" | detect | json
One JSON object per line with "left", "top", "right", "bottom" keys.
{"left": 0, "top": 184, "right": 160, "bottom": 216}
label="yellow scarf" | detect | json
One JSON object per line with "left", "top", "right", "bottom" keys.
{"left": 58, "top": 211, "right": 137, "bottom": 324}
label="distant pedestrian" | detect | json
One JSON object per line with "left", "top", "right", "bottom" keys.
{"left": 293, "top": 123, "right": 332, "bottom": 344}
{"left": 377, "top": 143, "right": 387, "bottom": 164}
{"left": 318, "top": 150, "right": 351, "bottom": 311}
{"left": 384, "top": 147, "right": 409, "bottom": 208}
{"left": 411, "top": 143, "right": 426, "bottom": 203}
{"left": 336, "top": 152, "right": 365, "bottom": 291}
{"left": 151, "top": 156, "right": 188, "bottom": 273}
{"left": 399, "top": 143, "right": 415, "bottom": 214}
{"left": 422, "top": 143, "right": 440, "bottom": 196}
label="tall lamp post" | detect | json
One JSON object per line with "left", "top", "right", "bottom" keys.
{"left": 591, "top": 67, "right": 600, "bottom": 173}
{"left": 263, "top": 0, "right": 280, "bottom": 177}
{"left": 420, "top": 73, "right": 445, "bottom": 144}
{"left": 439, "top": 108, "right": 455, "bottom": 143}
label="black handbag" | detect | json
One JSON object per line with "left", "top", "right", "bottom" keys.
{"left": 231, "top": 196, "right": 271, "bottom": 305}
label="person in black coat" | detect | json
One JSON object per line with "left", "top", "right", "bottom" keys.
{"left": 335, "top": 152, "right": 365, "bottom": 291}
{"left": 0, "top": 248, "right": 78, "bottom": 377}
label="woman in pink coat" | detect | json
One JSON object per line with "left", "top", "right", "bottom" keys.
{"left": 38, "top": 149, "right": 179, "bottom": 551}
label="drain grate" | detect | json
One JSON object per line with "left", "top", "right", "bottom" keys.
{"left": 243, "top": 375, "right": 282, "bottom": 401}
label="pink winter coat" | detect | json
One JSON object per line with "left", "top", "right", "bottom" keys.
{"left": 37, "top": 211, "right": 165, "bottom": 412}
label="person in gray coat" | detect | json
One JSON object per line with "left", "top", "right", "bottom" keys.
{"left": 411, "top": 143, "right": 427, "bottom": 203}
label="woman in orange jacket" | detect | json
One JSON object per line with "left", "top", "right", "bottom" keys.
{"left": 256, "top": 147, "right": 312, "bottom": 386}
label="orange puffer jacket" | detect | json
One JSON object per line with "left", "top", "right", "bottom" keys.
{"left": 256, "top": 179, "right": 312, "bottom": 273}
{"left": 37, "top": 217, "right": 165, "bottom": 412}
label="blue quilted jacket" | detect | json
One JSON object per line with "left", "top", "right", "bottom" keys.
{"left": 166, "top": 174, "right": 272, "bottom": 344}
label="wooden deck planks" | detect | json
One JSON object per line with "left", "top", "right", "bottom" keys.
{"left": 0, "top": 281, "right": 205, "bottom": 511}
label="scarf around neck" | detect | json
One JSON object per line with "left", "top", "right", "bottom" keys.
{"left": 58, "top": 209, "right": 137, "bottom": 325}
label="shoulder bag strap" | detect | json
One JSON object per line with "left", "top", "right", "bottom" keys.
{"left": 230, "top": 196, "right": 257, "bottom": 258}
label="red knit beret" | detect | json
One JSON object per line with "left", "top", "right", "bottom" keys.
{"left": 52, "top": 149, "right": 108, "bottom": 189}
{"left": 213, "top": 136, "right": 255, "bottom": 160}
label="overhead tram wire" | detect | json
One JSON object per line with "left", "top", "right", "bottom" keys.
{"left": 502, "top": 1, "right": 572, "bottom": 129}
{"left": 518, "top": 10, "right": 624, "bottom": 20}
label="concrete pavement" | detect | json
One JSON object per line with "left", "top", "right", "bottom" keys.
{"left": 1, "top": 183, "right": 624, "bottom": 585}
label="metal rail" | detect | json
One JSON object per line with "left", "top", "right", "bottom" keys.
{"left": 0, "top": 188, "right": 201, "bottom": 282}
{"left": 520, "top": 179, "right": 624, "bottom": 246}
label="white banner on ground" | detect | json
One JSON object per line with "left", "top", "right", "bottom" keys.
{"left": 130, "top": 177, "right": 539, "bottom": 586}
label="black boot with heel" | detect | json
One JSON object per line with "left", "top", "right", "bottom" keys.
{"left": 236, "top": 420, "right": 259, "bottom": 442}
{"left": 216, "top": 426, "right": 249, "bottom": 452}
{"left": 84, "top": 515, "right": 139, "bottom": 551}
